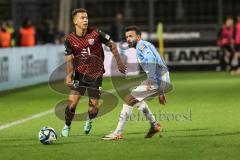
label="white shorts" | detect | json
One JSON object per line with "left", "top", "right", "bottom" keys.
{"left": 131, "top": 82, "right": 159, "bottom": 101}
{"left": 131, "top": 72, "right": 171, "bottom": 101}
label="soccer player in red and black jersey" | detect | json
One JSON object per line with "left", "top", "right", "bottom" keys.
{"left": 60, "top": 8, "right": 126, "bottom": 137}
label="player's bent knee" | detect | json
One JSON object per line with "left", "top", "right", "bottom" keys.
{"left": 89, "top": 99, "right": 99, "bottom": 107}
{"left": 124, "top": 95, "right": 138, "bottom": 106}
{"left": 68, "top": 94, "right": 81, "bottom": 106}
{"left": 68, "top": 95, "right": 81, "bottom": 107}
{"left": 123, "top": 95, "right": 131, "bottom": 105}
{"left": 68, "top": 100, "right": 78, "bottom": 108}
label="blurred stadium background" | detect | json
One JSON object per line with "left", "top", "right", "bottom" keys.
{"left": 1, "top": 0, "right": 240, "bottom": 74}
{"left": 1, "top": 0, "right": 240, "bottom": 33}
{"left": 0, "top": 1, "right": 240, "bottom": 160}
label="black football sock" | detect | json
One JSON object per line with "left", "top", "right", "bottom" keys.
{"left": 87, "top": 106, "right": 99, "bottom": 121}
{"left": 65, "top": 106, "right": 76, "bottom": 126}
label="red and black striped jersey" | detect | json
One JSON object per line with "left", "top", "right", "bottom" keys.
{"left": 64, "top": 27, "right": 111, "bottom": 79}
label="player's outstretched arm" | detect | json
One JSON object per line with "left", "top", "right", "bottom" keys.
{"left": 65, "top": 55, "right": 74, "bottom": 87}
{"left": 108, "top": 40, "right": 127, "bottom": 74}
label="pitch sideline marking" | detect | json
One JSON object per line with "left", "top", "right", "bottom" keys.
{"left": 0, "top": 88, "right": 118, "bottom": 131}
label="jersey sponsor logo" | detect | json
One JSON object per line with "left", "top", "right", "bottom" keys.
{"left": 88, "top": 39, "right": 95, "bottom": 45}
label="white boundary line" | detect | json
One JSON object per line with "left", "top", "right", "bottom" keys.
{"left": 0, "top": 109, "right": 54, "bottom": 130}
{"left": 0, "top": 81, "right": 145, "bottom": 131}
{"left": 0, "top": 88, "right": 117, "bottom": 131}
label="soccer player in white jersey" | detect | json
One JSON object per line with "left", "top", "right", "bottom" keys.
{"left": 102, "top": 26, "right": 172, "bottom": 140}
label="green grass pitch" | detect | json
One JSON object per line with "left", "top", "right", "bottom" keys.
{"left": 0, "top": 72, "right": 240, "bottom": 160}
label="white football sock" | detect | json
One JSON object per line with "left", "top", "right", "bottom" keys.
{"left": 114, "top": 104, "right": 133, "bottom": 134}
{"left": 135, "top": 101, "right": 157, "bottom": 126}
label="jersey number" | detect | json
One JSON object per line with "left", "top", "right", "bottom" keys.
{"left": 87, "top": 47, "right": 91, "bottom": 55}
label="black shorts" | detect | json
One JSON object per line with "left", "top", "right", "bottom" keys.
{"left": 235, "top": 45, "right": 240, "bottom": 52}
{"left": 71, "top": 72, "right": 102, "bottom": 99}
{"left": 221, "top": 45, "right": 234, "bottom": 54}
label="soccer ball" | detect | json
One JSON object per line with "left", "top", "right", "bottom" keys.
{"left": 38, "top": 126, "right": 57, "bottom": 144}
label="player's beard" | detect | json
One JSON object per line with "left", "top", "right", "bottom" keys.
{"left": 128, "top": 40, "right": 137, "bottom": 48}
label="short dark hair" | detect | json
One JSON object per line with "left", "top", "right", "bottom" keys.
{"left": 72, "top": 8, "right": 87, "bottom": 20}
{"left": 125, "top": 26, "right": 141, "bottom": 36}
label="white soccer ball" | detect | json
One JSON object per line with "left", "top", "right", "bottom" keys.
{"left": 38, "top": 126, "right": 57, "bottom": 144}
